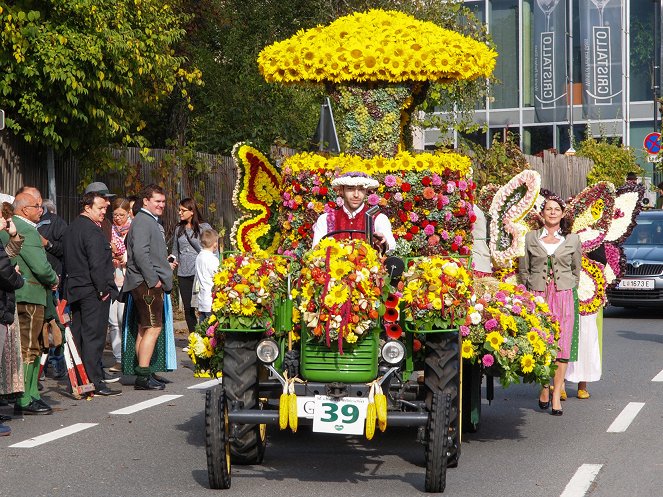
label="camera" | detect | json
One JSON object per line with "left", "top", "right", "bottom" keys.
{"left": 167, "top": 255, "right": 176, "bottom": 263}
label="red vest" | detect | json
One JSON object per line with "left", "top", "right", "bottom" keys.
{"left": 330, "top": 205, "right": 368, "bottom": 242}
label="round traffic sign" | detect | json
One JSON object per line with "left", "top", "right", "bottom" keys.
{"left": 644, "top": 132, "right": 661, "bottom": 155}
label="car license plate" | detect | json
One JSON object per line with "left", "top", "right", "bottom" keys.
{"left": 311, "top": 395, "right": 368, "bottom": 435}
{"left": 617, "top": 279, "right": 654, "bottom": 290}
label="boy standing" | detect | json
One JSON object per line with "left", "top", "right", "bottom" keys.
{"left": 194, "top": 229, "right": 219, "bottom": 321}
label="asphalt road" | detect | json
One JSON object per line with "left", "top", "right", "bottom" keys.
{"left": 1, "top": 307, "right": 662, "bottom": 497}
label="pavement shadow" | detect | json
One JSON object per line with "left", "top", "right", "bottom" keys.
{"left": 604, "top": 306, "right": 663, "bottom": 319}
{"left": 615, "top": 329, "right": 663, "bottom": 344}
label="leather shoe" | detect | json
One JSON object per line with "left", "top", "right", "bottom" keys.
{"left": 96, "top": 386, "right": 122, "bottom": 397}
{"left": 551, "top": 408, "right": 563, "bottom": 416}
{"left": 135, "top": 376, "right": 165, "bottom": 391}
{"left": 538, "top": 400, "right": 550, "bottom": 410}
{"left": 151, "top": 373, "right": 171, "bottom": 385}
{"left": 14, "top": 400, "right": 52, "bottom": 415}
{"left": 35, "top": 398, "right": 52, "bottom": 411}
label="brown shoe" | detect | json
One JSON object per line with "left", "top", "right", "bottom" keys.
{"left": 108, "top": 363, "right": 123, "bottom": 373}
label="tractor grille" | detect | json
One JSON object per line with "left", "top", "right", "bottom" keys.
{"left": 300, "top": 329, "right": 378, "bottom": 383}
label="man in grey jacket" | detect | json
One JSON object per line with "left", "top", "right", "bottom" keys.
{"left": 123, "top": 184, "right": 176, "bottom": 390}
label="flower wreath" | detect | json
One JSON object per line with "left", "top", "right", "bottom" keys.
{"left": 577, "top": 256, "right": 607, "bottom": 315}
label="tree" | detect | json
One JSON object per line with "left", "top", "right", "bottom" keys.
{"left": 577, "top": 137, "right": 642, "bottom": 186}
{"left": 0, "top": 0, "right": 200, "bottom": 151}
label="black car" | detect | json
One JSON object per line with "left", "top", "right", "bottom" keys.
{"left": 607, "top": 210, "right": 663, "bottom": 308}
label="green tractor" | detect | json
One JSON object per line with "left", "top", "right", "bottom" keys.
{"left": 205, "top": 228, "right": 464, "bottom": 493}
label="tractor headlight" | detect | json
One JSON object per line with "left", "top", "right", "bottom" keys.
{"left": 381, "top": 340, "right": 405, "bottom": 365}
{"left": 256, "top": 339, "right": 280, "bottom": 364}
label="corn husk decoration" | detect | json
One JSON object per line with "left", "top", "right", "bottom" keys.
{"left": 365, "top": 382, "right": 377, "bottom": 440}
{"left": 279, "top": 371, "right": 289, "bottom": 430}
{"left": 288, "top": 378, "right": 298, "bottom": 433}
{"left": 374, "top": 383, "right": 387, "bottom": 432}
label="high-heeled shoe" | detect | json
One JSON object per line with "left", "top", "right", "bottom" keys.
{"left": 551, "top": 408, "right": 563, "bottom": 416}
{"left": 538, "top": 400, "right": 550, "bottom": 410}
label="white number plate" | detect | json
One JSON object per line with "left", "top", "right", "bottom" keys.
{"left": 617, "top": 279, "right": 654, "bottom": 290}
{"left": 310, "top": 395, "right": 368, "bottom": 435}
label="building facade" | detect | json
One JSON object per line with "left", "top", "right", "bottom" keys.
{"left": 425, "top": 0, "right": 662, "bottom": 185}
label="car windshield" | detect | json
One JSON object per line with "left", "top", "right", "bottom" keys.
{"left": 625, "top": 218, "right": 663, "bottom": 245}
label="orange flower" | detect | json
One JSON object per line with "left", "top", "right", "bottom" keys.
{"left": 369, "top": 309, "right": 379, "bottom": 319}
{"left": 386, "top": 324, "right": 402, "bottom": 339}
{"left": 422, "top": 187, "right": 436, "bottom": 200}
{"left": 385, "top": 293, "right": 400, "bottom": 309}
{"left": 383, "top": 307, "right": 399, "bottom": 323}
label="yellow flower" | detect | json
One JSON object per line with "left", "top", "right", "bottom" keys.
{"left": 532, "top": 339, "right": 546, "bottom": 356}
{"left": 486, "top": 331, "right": 504, "bottom": 350}
{"left": 521, "top": 354, "right": 535, "bottom": 374}
{"left": 240, "top": 299, "right": 257, "bottom": 316}
{"left": 329, "top": 260, "right": 352, "bottom": 280}
{"left": 461, "top": 340, "right": 474, "bottom": 359}
{"left": 346, "top": 332, "right": 358, "bottom": 344}
{"left": 324, "top": 283, "right": 350, "bottom": 307}
{"left": 527, "top": 331, "right": 539, "bottom": 344}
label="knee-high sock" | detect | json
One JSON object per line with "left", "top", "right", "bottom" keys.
{"left": 17, "top": 363, "right": 33, "bottom": 407}
{"left": 30, "top": 356, "right": 41, "bottom": 400}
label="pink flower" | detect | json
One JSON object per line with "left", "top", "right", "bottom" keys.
{"left": 428, "top": 235, "right": 440, "bottom": 246}
{"left": 439, "top": 195, "right": 450, "bottom": 207}
{"left": 409, "top": 212, "right": 419, "bottom": 223}
{"left": 458, "top": 180, "right": 468, "bottom": 191}
{"left": 307, "top": 202, "right": 315, "bottom": 210}
{"left": 424, "top": 224, "right": 435, "bottom": 236}
{"left": 445, "top": 211, "right": 453, "bottom": 222}
{"left": 287, "top": 200, "right": 297, "bottom": 209}
{"left": 206, "top": 326, "right": 216, "bottom": 337}
{"left": 454, "top": 235, "right": 463, "bottom": 245}
{"left": 367, "top": 194, "right": 380, "bottom": 206}
{"left": 460, "top": 325, "right": 470, "bottom": 336}
{"left": 446, "top": 181, "right": 456, "bottom": 193}
{"left": 482, "top": 354, "right": 494, "bottom": 367}
{"left": 210, "top": 337, "right": 217, "bottom": 348}
{"left": 485, "top": 318, "right": 499, "bottom": 331}
{"left": 431, "top": 174, "right": 442, "bottom": 186}
{"left": 512, "top": 304, "right": 522, "bottom": 314}
{"left": 312, "top": 186, "right": 320, "bottom": 195}
{"left": 394, "top": 192, "right": 403, "bottom": 202}
{"left": 441, "top": 230, "right": 450, "bottom": 241}
{"left": 384, "top": 175, "right": 397, "bottom": 187}
{"left": 283, "top": 192, "right": 291, "bottom": 201}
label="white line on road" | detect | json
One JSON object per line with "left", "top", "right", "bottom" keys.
{"left": 187, "top": 378, "right": 222, "bottom": 390}
{"left": 651, "top": 369, "right": 663, "bottom": 381}
{"left": 560, "top": 464, "right": 602, "bottom": 497}
{"left": 607, "top": 402, "right": 645, "bottom": 433}
{"left": 9, "top": 423, "right": 98, "bottom": 448}
{"left": 109, "top": 394, "right": 183, "bottom": 415}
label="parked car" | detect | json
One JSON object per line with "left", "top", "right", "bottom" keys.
{"left": 607, "top": 210, "right": 663, "bottom": 308}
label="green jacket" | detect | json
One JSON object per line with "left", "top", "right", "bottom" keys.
{"left": 0, "top": 216, "right": 58, "bottom": 306}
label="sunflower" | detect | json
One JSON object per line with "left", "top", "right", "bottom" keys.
{"left": 324, "top": 283, "right": 350, "bottom": 307}
{"left": 520, "top": 354, "right": 535, "bottom": 373}
{"left": 485, "top": 331, "right": 504, "bottom": 350}
{"left": 329, "top": 260, "right": 352, "bottom": 280}
{"left": 461, "top": 340, "right": 474, "bottom": 359}
{"left": 527, "top": 330, "right": 539, "bottom": 344}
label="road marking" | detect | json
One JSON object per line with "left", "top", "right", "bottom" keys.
{"left": 9, "top": 423, "right": 98, "bottom": 448}
{"left": 187, "top": 378, "right": 222, "bottom": 390}
{"left": 560, "top": 464, "right": 602, "bottom": 497}
{"left": 651, "top": 369, "right": 663, "bottom": 381}
{"left": 109, "top": 394, "right": 183, "bottom": 415}
{"left": 607, "top": 402, "right": 645, "bottom": 433}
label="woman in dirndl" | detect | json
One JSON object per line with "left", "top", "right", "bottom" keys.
{"left": 519, "top": 192, "right": 581, "bottom": 416}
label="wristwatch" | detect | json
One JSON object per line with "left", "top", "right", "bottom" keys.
{"left": 46, "top": 241, "right": 53, "bottom": 250}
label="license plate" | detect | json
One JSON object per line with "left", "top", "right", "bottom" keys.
{"left": 617, "top": 279, "right": 654, "bottom": 290}
{"left": 311, "top": 395, "right": 368, "bottom": 435}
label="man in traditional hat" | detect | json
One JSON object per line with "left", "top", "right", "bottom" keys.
{"left": 312, "top": 172, "right": 395, "bottom": 253}
{"left": 84, "top": 182, "right": 116, "bottom": 243}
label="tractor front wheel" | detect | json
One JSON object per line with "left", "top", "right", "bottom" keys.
{"left": 205, "top": 385, "right": 231, "bottom": 489}
{"left": 424, "top": 391, "right": 451, "bottom": 493}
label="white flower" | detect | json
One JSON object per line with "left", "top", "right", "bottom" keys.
{"left": 474, "top": 303, "right": 484, "bottom": 312}
{"left": 470, "top": 311, "right": 482, "bottom": 325}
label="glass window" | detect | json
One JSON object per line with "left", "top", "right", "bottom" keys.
{"left": 522, "top": 126, "right": 554, "bottom": 155}
{"left": 490, "top": 0, "right": 519, "bottom": 109}
{"left": 630, "top": 0, "right": 655, "bottom": 102}
{"left": 558, "top": 124, "right": 587, "bottom": 152}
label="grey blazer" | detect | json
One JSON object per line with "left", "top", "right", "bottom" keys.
{"left": 518, "top": 230, "right": 581, "bottom": 292}
{"left": 123, "top": 210, "right": 173, "bottom": 293}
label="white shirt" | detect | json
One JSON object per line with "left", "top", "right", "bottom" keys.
{"left": 312, "top": 205, "right": 396, "bottom": 253}
{"left": 537, "top": 229, "right": 565, "bottom": 256}
{"left": 194, "top": 249, "right": 219, "bottom": 312}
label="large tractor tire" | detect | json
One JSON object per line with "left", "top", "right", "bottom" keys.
{"left": 424, "top": 332, "right": 460, "bottom": 469}
{"left": 223, "top": 333, "right": 266, "bottom": 465}
{"left": 205, "top": 385, "right": 231, "bottom": 489}
{"left": 424, "top": 392, "right": 451, "bottom": 493}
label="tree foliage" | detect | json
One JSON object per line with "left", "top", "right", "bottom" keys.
{"left": 577, "top": 137, "right": 642, "bottom": 186}
{"left": 460, "top": 132, "right": 528, "bottom": 190}
{"left": 0, "top": 0, "right": 200, "bottom": 150}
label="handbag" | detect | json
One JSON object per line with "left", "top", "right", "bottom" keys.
{"left": 190, "top": 275, "right": 201, "bottom": 309}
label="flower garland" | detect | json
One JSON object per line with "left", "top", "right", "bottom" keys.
{"left": 400, "top": 256, "right": 472, "bottom": 330}
{"left": 230, "top": 143, "right": 283, "bottom": 257}
{"left": 489, "top": 170, "right": 541, "bottom": 268}
{"left": 257, "top": 9, "right": 497, "bottom": 85}
{"left": 462, "top": 278, "right": 559, "bottom": 387}
{"left": 298, "top": 238, "right": 385, "bottom": 351}
{"left": 211, "top": 254, "right": 290, "bottom": 331}
{"left": 567, "top": 181, "right": 615, "bottom": 252}
{"left": 577, "top": 256, "right": 607, "bottom": 315}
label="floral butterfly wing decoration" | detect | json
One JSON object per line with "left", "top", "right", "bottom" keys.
{"left": 230, "top": 142, "right": 283, "bottom": 257}
{"left": 567, "top": 181, "right": 615, "bottom": 253}
{"left": 489, "top": 170, "right": 542, "bottom": 268}
{"left": 577, "top": 255, "right": 607, "bottom": 316}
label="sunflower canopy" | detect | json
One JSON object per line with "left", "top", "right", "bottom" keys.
{"left": 257, "top": 9, "right": 497, "bottom": 84}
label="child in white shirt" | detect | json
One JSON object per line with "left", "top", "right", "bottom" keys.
{"left": 193, "top": 228, "right": 219, "bottom": 321}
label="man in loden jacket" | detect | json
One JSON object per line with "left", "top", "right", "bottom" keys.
{"left": 6, "top": 192, "right": 58, "bottom": 415}
{"left": 63, "top": 192, "right": 120, "bottom": 396}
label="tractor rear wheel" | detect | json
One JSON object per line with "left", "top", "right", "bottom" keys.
{"left": 223, "top": 333, "right": 266, "bottom": 464}
{"left": 205, "top": 385, "right": 231, "bottom": 489}
{"left": 424, "top": 392, "right": 451, "bottom": 493}
{"left": 424, "top": 332, "right": 460, "bottom": 468}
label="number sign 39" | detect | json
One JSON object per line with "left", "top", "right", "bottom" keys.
{"left": 312, "top": 395, "right": 369, "bottom": 435}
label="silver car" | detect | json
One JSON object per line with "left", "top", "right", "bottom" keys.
{"left": 607, "top": 210, "right": 663, "bottom": 308}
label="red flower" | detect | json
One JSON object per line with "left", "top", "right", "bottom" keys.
{"left": 319, "top": 186, "right": 328, "bottom": 195}
{"left": 422, "top": 220, "right": 430, "bottom": 227}
{"left": 293, "top": 183, "right": 302, "bottom": 193}
{"left": 404, "top": 233, "right": 413, "bottom": 241}
{"left": 410, "top": 226, "right": 420, "bottom": 234}
{"left": 459, "top": 246, "right": 470, "bottom": 255}
{"left": 469, "top": 213, "right": 477, "bottom": 223}
{"left": 385, "top": 324, "right": 403, "bottom": 339}
{"left": 383, "top": 307, "right": 399, "bottom": 323}
{"left": 385, "top": 293, "right": 400, "bottom": 308}
{"left": 413, "top": 195, "right": 422, "bottom": 203}
{"left": 421, "top": 176, "right": 432, "bottom": 187}
{"left": 403, "top": 201, "right": 413, "bottom": 211}
{"left": 327, "top": 201, "right": 337, "bottom": 209}
{"left": 298, "top": 226, "right": 307, "bottom": 236}
{"left": 384, "top": 192, "right": 391, "bottom": 199}
{"left": 398, "top": 211, "right": 408, "bottom": 223}
{"left": 412, "top": 338, "right": 422, "bottom": 352}
{"left": 401, "top": 182, "right": 412, "bottom": 192}
{"left": 451, "top": 242, "right": 459, "bottom": 251}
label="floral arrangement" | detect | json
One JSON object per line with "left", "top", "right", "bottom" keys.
{"left": 211, "top": 254, "right": 290, "bottom": 331}
{"left": 578, "top": 256, "right": 607, "bottom": 315}
{"left": 257, "top": 9, "right": 497, "bottom": 85}
{"left": 277, "top": 151, "right": 475, "bottom": 258}
{"left": 400, "top": 256, "right": 472, "bottom": 330}
{"left": 297, "top": 238, "right": 386, "bottom": 351}
{"left": 186, "top": 315, "right": 223, "bottom": 377}
{"left": 489, "top": 170, "right": 541, "bottom": 268}
{"left": 462, "top": 278, "right": 559, "bottom": 387}
{"left": 605, "top": 183, "right": 645, "bottom": 245}
{"left": 603, "top": 243, "right": 622, "bottom": 284}
{"left": 230, "top": 143, "right": 283, "bottom": 257}
{"left": 566, "top": 182, "right": 615, "bottom": 252}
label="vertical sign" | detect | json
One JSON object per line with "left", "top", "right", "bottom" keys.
{"left": 534, "top": 0, "right": 567, "bottom": 122}
{"left": 580, "top": 0, "right": 623, "bottom": 119}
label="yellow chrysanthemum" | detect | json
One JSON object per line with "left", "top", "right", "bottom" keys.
{"left": 240, "top": 299, "right": 257, "bottom": 316}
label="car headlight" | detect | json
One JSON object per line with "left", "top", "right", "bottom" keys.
{"left": 256, "top": 339, "right": 280, "bottom": 364}
{"left": 381, "top": 340, "right": 405, "bottom": 365}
